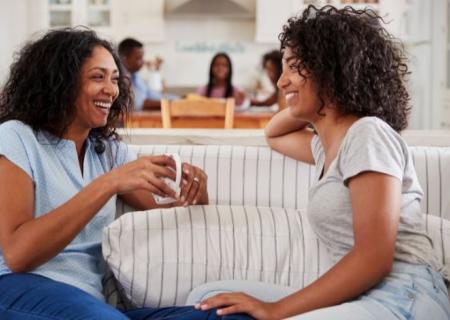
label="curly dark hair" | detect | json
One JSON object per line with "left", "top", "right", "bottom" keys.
{"left": 279, "top": 5, "right": 410, "bottom": 131}
{"left": 207, "top": 52, "right": 234, "bottom": 98}
{"left": 0, "top": 27, "right": 132, "bottom": 142}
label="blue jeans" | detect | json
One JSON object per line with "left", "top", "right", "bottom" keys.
{"left": 0, "top": 273, "right": 253, "bottom": 319}
{"left": 187, "top": 262, "right": 450, "bottom": 319}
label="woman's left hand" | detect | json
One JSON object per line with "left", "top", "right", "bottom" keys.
{"left": 179, "top": 163, "right": 208, "bottom": 206}
{"left": 196, "top": 292, "right": 280, "bottom": 320}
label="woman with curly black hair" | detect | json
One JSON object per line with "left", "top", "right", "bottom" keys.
{"left": 189, "top": 6, "right": 450, "bottom": 319}
{"left": 0, "top": 28, "right": 210, "bottom": 319}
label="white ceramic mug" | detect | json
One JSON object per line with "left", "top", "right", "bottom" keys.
{"left": 153, "top": 153, "right": 182, "bottom": 205}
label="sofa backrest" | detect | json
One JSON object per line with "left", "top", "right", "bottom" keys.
{"left": 123, "top": 144, "right": 450, "bottom": 221}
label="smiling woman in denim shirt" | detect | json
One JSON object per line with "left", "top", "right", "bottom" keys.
{"left": 0, "top": 28, "right": 210, "bottom": 319}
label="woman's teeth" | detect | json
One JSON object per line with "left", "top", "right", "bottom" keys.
{"left": 94, "top": 101, "right": 111, "bottom": 109}
{"left": 285, "top": 92, "right": 298, "bottom": 100}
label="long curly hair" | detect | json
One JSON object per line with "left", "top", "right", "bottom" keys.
{"left": 279, "top": 5, "right": 410, "bottom": 131}
{"left": 207, "top": 52, "right": 234, "bottom": 98}
{"left": 0, "top": 28, "right": 132, "bottom": 141}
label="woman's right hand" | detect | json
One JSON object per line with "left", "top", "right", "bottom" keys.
{"left": 106, "top": 155, "right": 178, "bottom": 198}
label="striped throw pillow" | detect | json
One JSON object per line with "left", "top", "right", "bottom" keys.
{"left": 102, "top": 205, "right": 332, "bottom": 307}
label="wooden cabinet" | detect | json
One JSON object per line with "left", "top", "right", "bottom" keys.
{"left": 43, "top": 0, "right": 164, "bottom": 42}
{"left": 46, "top": 0, "right": 113, "bottom": 31}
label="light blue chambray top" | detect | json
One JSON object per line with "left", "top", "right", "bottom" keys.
{"left": 0, "top": 120, "right": 136, "bottom": 300}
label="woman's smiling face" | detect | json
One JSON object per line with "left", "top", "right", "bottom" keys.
{"left": 277, "top": 47, "right": 322, "bottom": 121}
{"left": 71, "top": 45, "right": 119, "bottom": 131}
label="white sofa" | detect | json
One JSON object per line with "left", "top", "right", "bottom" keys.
{"left": 103, "top": 129, "right": 450, "bottom": 309}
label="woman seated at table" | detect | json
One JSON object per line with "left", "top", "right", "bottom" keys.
{"left": 197, "top": 52, "right": 245, "bottom": 107}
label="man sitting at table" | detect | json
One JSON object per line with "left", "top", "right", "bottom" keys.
{"left": 118, "top": 38, "right": 161, "bottom": 110}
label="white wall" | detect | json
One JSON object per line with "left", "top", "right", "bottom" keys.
{"left": 143, "top": 17, "right": 275, "bottom": 89}
{"left": 0, "top": 0, "right": 47, "bottom": 86}
{"left": 0, "top": 0, "right": 28, "bottom": 84}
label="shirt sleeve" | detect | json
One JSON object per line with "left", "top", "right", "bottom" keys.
{"left": 339, "top": 119, "right": 406, "bottom": 185}
{"left": 0, "top": 122, "right": 34, "bottom": 179}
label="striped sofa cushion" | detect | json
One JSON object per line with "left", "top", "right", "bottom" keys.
{"left": 103, "top": 205, "right": 332, "bottom": 308}
{"left": 410, "top": 147, "right": 450, "bottom": 220}
{"left": 103, "top": 206, "right": 450, "bottom": 308}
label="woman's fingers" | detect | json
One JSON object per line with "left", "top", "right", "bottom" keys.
{"left": 199, "top": 293, "right": 238, "bottom": 310}
{"left": 179, "top": 164, "right": 207, "bottom": 205}
{"left": 146, "top": 154, "right": 176, "bottom": 169}
{"left": 180, "top": 163, "right": 195, "bottom": 200}
{"left": 150, "top": 162, "right": 176, "bottom": 181}
{"left": 185, "top": 176, "right": 200, "bottom": 204}
{"left": 193, "top": 172, "right": 207, "bottom": 204}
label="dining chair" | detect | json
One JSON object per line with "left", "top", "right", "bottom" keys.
{"left": 161, "top": 98, "right": 235, "bottom": 129}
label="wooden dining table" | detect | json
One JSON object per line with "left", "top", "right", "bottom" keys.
{"left": 125, "top": 109, "right": 276, "bottom": 129}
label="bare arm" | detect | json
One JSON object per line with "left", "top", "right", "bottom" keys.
{"left": 0, "top": 154, "right": 178, "bottom": 272}
{"left": 270, "top": 172, "right": 400, "bottom": 317}
{"left": 265, "top": 108, "right": 315, "bottom": 165}
{"left": 199, "top": 171, "right": 401, "bottom": 319}
{"left": 0, "top": 157, "right": 116, "bottom": 272}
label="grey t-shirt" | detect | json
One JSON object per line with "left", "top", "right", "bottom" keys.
{"left": 307, "top": 117, "right": 441, "bottom": 272}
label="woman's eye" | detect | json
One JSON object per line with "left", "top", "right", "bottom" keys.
{"left": 111, "top": 77, "right": 119, "bottom": 84}
{"left": 91, "top": 74, "right": 104, "bottom": 80}
{"left": 288, "top": 63, "right": 298, "bottom": 71}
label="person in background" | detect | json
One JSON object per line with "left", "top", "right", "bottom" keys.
{"left": 0, "top": 28, "right": 214, "bottom": 320}
{"left": 197, "top": 52, "right": 245, "bottom": 107}
{"left": 187, "top": 6, "right": 450, "bottom": 319}
{"left": 118, "top": 38, "right": 161, "bottom": 110}
{"left": 145, "top": 56, "right": 166, "bottom": 94}
{"left": 250, "top": 50, "right": 283, "bottom": 107}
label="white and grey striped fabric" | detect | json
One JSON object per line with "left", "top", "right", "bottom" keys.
{"left": 103, "top": 144, "right": 450, "bottom": 307}
{"left": 103, "top": 206, "right": 450, "bottom": 308}
{"left": 103, "top": 205, "right": 332, "bottom": 307}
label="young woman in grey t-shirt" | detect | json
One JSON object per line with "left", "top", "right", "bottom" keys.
{"left": 192, "top": 5, "right": 450, "bottom": 319}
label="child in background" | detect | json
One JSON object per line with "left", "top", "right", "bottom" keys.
{"left": 197, "top": 52, "right": 245, "bottom": 107}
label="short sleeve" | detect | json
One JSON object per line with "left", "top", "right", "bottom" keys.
{"left": 339, "top": 118, "right": 406, "bottom": 185}
{"left": 0, "top": 121, "right": 34, "bottom": 179}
